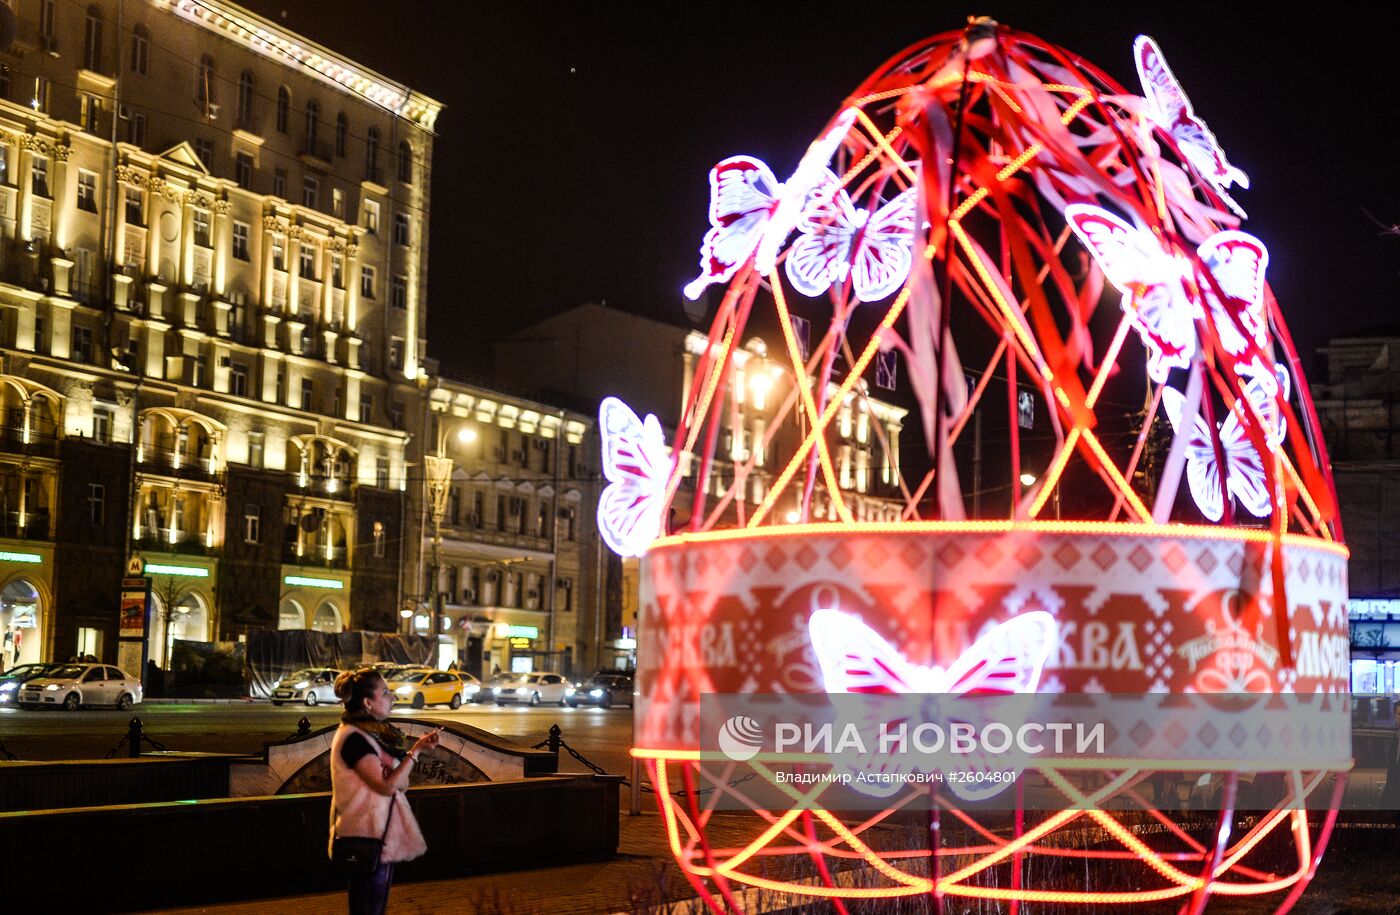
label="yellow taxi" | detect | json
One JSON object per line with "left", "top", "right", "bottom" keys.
{"left": 385, "top": 668, "right": 469, "bottom": 709}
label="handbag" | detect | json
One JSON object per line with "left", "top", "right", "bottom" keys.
{"left": 332, "top": 794, "right": 396, "bottom": 877}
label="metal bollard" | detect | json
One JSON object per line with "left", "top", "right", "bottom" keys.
{"left": 547, "top": 723, "right": 562, "bottom": 754}
{"left": 127, "top": 717, "right": 143, "bottom": 758}
{"left": 296, "top": 716, "right": 311, "bottom": 738}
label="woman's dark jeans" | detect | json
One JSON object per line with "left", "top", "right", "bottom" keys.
{"left": 348, "top": 859, "right": 394, "bottom": 915}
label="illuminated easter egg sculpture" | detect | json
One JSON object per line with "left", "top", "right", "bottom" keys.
{"left": 604, "top": 19, "right": 1349, "bottom": 913}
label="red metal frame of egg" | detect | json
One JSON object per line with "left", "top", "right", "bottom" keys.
{"left": 633, "top": 21, "right": 1349, "bottom": 913}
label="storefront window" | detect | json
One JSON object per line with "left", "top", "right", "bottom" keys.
{"left": 278, "top": 598, "right": 305, "bottom": 630}
{"left": 1351, "top": 658, "right": 1379, "bottom": 694}
{"left": 1, "top": 578, "right": 42, "bottom": 668}
{"left": 311, "top": 599, "right": 342, "bottom": 633}
{"left": 149, "top": 592, "right": 209, "bottom": 668}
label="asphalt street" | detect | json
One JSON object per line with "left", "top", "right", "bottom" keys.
{"left": 0, "top": 701, "right": 636, "bottom": 776}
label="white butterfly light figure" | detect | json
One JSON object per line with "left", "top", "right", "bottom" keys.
{"left": 1065, "top": 204, "right": 1273, "bottom": 384}
{"left": 784, "top": 170, "right": 917, "bottom": 303}
{"left": 808, "top": 606, "right": 1057, "bottom": 800}
{"left": 597, "top": 396, "right": 671, "bottom": 558}
{"left": 1135, "top": 35, "right": 1250, "bottom": 217}
{"left": 682, "top": 156, "right": 782, "bottom": 301}
{"left": 1160, "top": 367, "right": 1290, "bottom": 522}
{"left": 684, "top": 109, "right": 858, "bottom": 301}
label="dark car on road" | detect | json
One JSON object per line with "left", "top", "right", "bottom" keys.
{"left": 566, "top": 672, "right": 635, "bottom": 709}
{"left": 0, "top": 663, "right": 58, "bottom": 705}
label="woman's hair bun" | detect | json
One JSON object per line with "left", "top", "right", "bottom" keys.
{"left": 333, "top": 669, "right": 357, "bottom": 700}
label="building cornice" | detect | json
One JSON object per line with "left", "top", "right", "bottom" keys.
{"left": 156, "top": 0, "right": 443, "bottom": 132}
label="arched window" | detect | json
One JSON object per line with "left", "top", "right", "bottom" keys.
{"left": 312, "top": 599, "right": 342, "bottom": 633}
{"left": 237, "top": 71, "right": 254, "bottom": 128}
{"left": 149, "top": 590, "right": 209, "bottom": 668}
{"left": 304, "top": 99, "right": 320, "bottom": 148}
{"left": 83, "top": 5, "right": 103, "bottom": 72}
{"left": 278, "top": 598, "right": 305, "bottom": 630}
{"left": 1, "top": 578, "right": 42, "bottom": 667}
{"left": 335, "top": 112, "right": 348, "bottom": 158}
{"left": 397, "top": 140, "right": 413, "bottom": 184}
{"left": 130, "top": 24, "right": 149, "bottom": 75}
{"left": 365, "top": 127, "right": 379, "bottom": 181}
{"left": 196, "top": 54, "right": 216, "bottom": 115}
{"left": 276, "top": 86, "right": 290, "bottom": 134}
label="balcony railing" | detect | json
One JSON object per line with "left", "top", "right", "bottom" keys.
{"left": 0, "top": 511, "right": 51, "bottom": 541}
{"left": 136, "top": 444, "right": 220, "bottom": 482}
{"left": 134, "top": 534, "right": 211, "bottom": 556}
{"left": 0, "top": 428, "right": 59, "bottom": 459}
{"left": 282, "top": 544, "right": 349, "bottom": 570}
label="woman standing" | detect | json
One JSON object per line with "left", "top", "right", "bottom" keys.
{"left": 329, "top": 668, "right": 441, "bottom": 915}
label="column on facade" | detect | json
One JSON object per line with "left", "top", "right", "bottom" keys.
{"left": 211, "top": 200, "right": 232, "bottom": 336}
{"left": 179, "top": 193, "right": 195, "bottom": 287}
{"left": 344, "top": 372, "right": 360, "bottom": 422}
{"left": 285, "top": 227, "right": 301, "bottom": 317}
{"left": 110, "top": 168, "right": 134, "bottom": 310}
{"left": 260, "top": 351, "right": 281, "bottom": 404}
{"left": 146, "top": 179, "right": 168, "bottom": 321}
{"left": 321, "top": 241, "right": 338, "bottom": 364}
{"left": 48, "top": 301, "right": 73, "bottom": 358}
{"left": 260, "top": 215, "right": 278, "bottom": 309}
{"left": 50, "top": 144, "right": 71, "bottom": 253}
{"left": 15, "top": 140, "right": 32, "bottom": 241}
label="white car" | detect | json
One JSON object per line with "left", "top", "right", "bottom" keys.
{"left": 493, "top": 672, "right": 570, "bottom": 706}
{"left": 18, "top": 663, "right": 143, "bottom": 711}
{"left": 270, "top": 667, "right": 342, "bottom": 706}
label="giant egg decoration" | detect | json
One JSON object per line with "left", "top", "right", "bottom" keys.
{"left": 602, "top": 19, "right": 1348, "bottom": 912}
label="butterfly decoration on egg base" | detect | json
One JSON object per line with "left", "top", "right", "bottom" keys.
{"left": 601, "top": 18, "right": 1349, "bottom": 913}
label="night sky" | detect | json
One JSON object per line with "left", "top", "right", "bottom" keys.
{"left": 241, "top": 2, "right": 1400, "bottom": 384}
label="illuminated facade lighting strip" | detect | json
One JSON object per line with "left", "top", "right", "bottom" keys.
{"left": 284, "top": 575, "right": 344, "bottom": 589}
{"left": 160, "top": 0, "right": 442, "bottom": 129}
{"left": 0, "top": 551, "right": 42, "bottom": 564}
{"left": 144, "top": 563, "right": 209, "bottom": 578}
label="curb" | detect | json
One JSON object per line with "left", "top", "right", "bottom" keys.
{"left": 137, "top": 697, "right": 261, "bottom": 705}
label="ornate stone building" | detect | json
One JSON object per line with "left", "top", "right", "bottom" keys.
{"left": 0, "top": 0, "right": 439, "bottom": 672}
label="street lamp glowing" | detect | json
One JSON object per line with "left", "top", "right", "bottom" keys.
{"left": 784, "top": 510, "right": 801, "bottom": 524}
{"left": 1020, "top": 472, "right": 1038, "bottom": 486}
{"left": 457, "top": 426, "right": 477, "bottom": 444}
{"left": 399, "top": 607, "right": 413, "bottom": 619}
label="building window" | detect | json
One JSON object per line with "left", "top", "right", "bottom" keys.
{"left": 31, "top": 158, "right": 48, "bottom": 197}
{"left": 304, "top": 99, "right": 320, "bottom": 148}
{"left": 80, "top": 93, "right": 101, "bottom": 133}
{"left": 232, "top": 221, "right": 249, "bottom": 260}
{"left": 192, "top": 210, "right": 211, "bottom": 247}
{"left": 83, "top": 5, "right": 104, "bottom": 71}
{"left": 331, "top": 255, "right": 344, "bottom": 289}
{"left": 273, "top": 167, "right": 286, "bottom": 198}
{"left": 302, "top": 175, "right": 319, "bottom": 209}
{"left": 359, "top": 395, "right": 372, "bottom": 424}
{"left": 196, "top": 54, "right": 216, "bottom": 116}
{"left": 335, "top": 112, "right": 348, "bottom": 157}
{"left": 331, "top": 187, "right": 344, "bottom": 219}
{"left": 230, "top": 362, "right": 248, "bottom": 397}
{"left": 375, "top": 456, "right": 389, "bottom": 488}
{"left": 300, "top": 378, "right": 314, "bottom": 412}
{"left": 244, "top": 504, "right": 260, "bottom": 543}
{"left": 299, "top": 247, "right": 316, "bottom": 279}
{"left": 248, "top": 432, "right": 264, "bottom": 468}
{"left": 192, "top": 354, "right": 208, "bottom": 388}
{"left": 71, "top": 325, "right": 92, "bottom": 362}
{"left": 275, "top": 366, "right": 285, "bottom": 404}
{"left": 237, "top": 70, "right": 254, "bottom": 128}
{"left": 130, "top": 24, "right": 149, "bottom": 75}
{"left": 272, "top": 237, "right": 285, "bottom": 271}
{"left": 393, "top": 212, "right": 410, "bottom": 246}
{"left": 389, "top": 338, "right": 403, "bottom": 370}
{"left": 127, "top": 110, "right": 146, "bottom": 147}
{"left": 360, "top": 265, "right": 375, "bottom": 298}
{"left": 363, "top": 199, "right": 379, "bottom": 234}
{"left": 194, "top": 138, "right": 213, "bottom": 170}
{"left": 365, "top": 127, "right": 380, "bottom": 181}
{"left": 397, "top": 141, "right": 413, "bottom": 183}
{"left": 88, "top": 483, "right": 105, "bottom": 525}
{"left": 77, "top": 170, "right": 98, "bottom": 212}
{"left": 92, "top": 405, "right": 113, "bottom": 443}
{"left": 234, "top": 152, "right": 252, "bottom": 189}
{"left": 391, "top": 275, "right": 407, "bottom": 310}
{"left": 276, "top": 86, "right": 290, "bottom": 133}
{"left": 30, "top": 77, "right": 49, "bottom": 113}
{"left": 389, "top": 402, "right": 403, "bottom": 429}
{"left": 39, "top": 0, "right": 55, "bottom": 41}
{"left": 372, "top": 520, "right": 385, "bottom": 557}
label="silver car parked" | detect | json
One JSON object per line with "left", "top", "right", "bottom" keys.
{"left": 493, "top": 672, "right": 570, "bottom": 706}
{"left": 18, "top": 664, "right": 143, "bottom": 711}
{"left": 270, "top": 667, "right": 342, "bottom": 706}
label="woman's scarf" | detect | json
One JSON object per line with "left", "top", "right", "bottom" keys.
{"left": 341, "top": 710, "right": 407, "bottom": 758}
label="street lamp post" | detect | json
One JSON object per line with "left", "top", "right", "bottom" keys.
{"left": 423, "top": 412, "right": 478, "bottom": 666}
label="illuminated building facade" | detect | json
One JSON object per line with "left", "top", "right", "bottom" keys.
{"left": 0, "top": 0, "right": 439, "bottom": 672}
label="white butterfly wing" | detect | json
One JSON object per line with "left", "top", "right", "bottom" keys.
{"left": 598, "top": 398, "right": 671, "bottom": 557}
{"left": 1198, "top": 231, "right": 1270, "bottom": 356}
{"left": 852, "top": 187, "right": 917, "bottom": 302}
{"left": 1219, "top": 407, "right": 1271, "bottom": 518}
{"left": 1063, "top": 204, "right": 1177, "bottom": 291}
{"left": 785, "top": 173, "right": 858, "bottom": 297}
{"left": 756, "top": 108, "right": 858, "bottom": 275}
{"left": 1161, "top": 387, "right": 1225, "bottom": 522}
{"left": 683, "top": 156, "right": 780, "bottom": 300}
{"left": 808, "top": 608, "right": 942, "bottom": 694}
